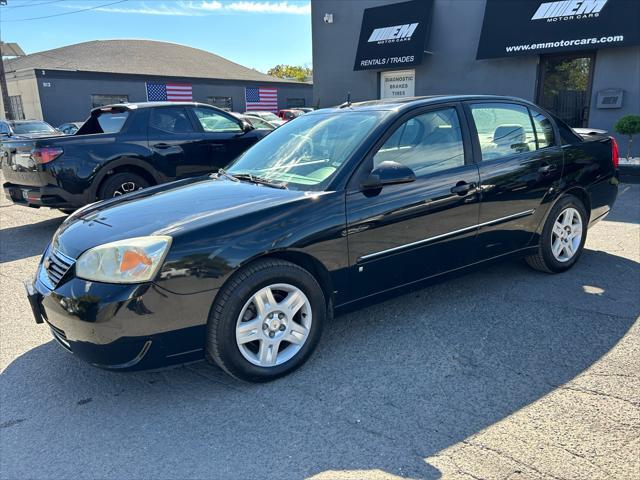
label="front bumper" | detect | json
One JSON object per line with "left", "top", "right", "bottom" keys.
{"left": 27, "top": 258, "right": 215, "bottom": 371}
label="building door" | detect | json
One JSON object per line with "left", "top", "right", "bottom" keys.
{"left": 537, "top": 53, "right": 594, "bottom": 128}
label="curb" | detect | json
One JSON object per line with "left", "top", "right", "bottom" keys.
{"left": 619, "top": 164, "right": 640, "bottom": 184}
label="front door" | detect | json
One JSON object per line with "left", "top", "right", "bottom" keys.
{"left": 465, "top": 101, "right": 564, "bottom": 259}
{"left": 346, "top": 104, "right": 481, "bottom": 299}
{"left": 190, "top": 106, "right": 259, "bottom": 170}
{"left": 537, "top": 53, "right": 594, "bottom": 128}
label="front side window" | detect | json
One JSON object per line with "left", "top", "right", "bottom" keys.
{"left": 373, "top": 107, "right": 465, "bottom": 176}
{"left": 228, "top": 111, "right": 384, "bottom": 190}
{"left": 470, "top": 103, "right": 536, "bottom": 160}
{"left": 192, "top": 107, "right": 242, "bottom": 133}
{"left": 530, "top": 109, "right": 555, "bottom": 149}
{"left": 149, "top": 108, "right": 194, "bottom": 134}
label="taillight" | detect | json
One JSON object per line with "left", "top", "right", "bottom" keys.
{"left": 31, "top": 147, "right": 63, "bottom": 164}
{"left": 610, "top": 136, "right": 619, "bottom": 169}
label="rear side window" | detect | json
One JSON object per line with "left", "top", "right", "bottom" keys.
{"left": 96, "top": 111, "right": 130, "bottom": 133}
{"left": 374, "top": 107, "right": 465, "bottom": 176}
{"left": 470, "top": 103, "right": 536, "bottom": 160}
{"left": 149, "top": 108, "right": 194, "bottom": 134}
{"left": 530, "top": 108, "right": 555, "bottom": 149}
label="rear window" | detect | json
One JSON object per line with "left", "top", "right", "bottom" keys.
{"left": 11, "top": 122, "right": 56, "bottom": 134}
{"left": 96, "top": 111, "right": 130, "bottom": 133}
{"left": 77, "top": 110, "right": 130, "bottom": 134}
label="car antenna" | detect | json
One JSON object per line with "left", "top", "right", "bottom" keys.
{"left": 339, "top": 92, "right": 352, "bottom": 109}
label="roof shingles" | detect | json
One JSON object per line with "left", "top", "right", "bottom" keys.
{"left": 4, "top": 39, "right": 299, "bottom": 84}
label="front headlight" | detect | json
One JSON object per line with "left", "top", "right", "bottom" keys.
{"left": 76, "top": 236, "right": 172, "bottom": 284}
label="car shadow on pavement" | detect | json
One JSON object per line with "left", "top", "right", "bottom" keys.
{"left": 0, "top": 217, "right": 64, "bottom": 263}
{"left": 1, "top": 248, "right": 638, "bottom": 479}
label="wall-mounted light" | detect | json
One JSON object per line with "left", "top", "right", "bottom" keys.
{"left": 323, "top": 13, "right": 333, "bottom": 24}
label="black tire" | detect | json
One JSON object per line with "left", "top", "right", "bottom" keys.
{"left": 525, "top": 194, "right": 588, "bottom": 273}
{"left": 205, "top": 259, "right": 325, "bottom": 382}
{"left": 98, "top": 172, "right": 150, "bottom": 200}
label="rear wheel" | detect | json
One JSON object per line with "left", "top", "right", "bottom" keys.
{"left": 526, "top": 195, "right": 587, "bottom": 273}
{"left": 98, "top": 172, "right": 149, "bottom": 200}
{"left": 205, "top": 259, "right": 325, "bottom": 382}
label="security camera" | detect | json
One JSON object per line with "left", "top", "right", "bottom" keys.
{"left": 323, "top": 13, "right": 333, "bottom": 24}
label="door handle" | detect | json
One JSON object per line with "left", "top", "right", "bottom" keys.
{"left": 153, "top": 143, "right": 171, "bottom": 149}
{"left": 450, "top": 182, "right": 476, "bottom": 196}
{"left": 538, "top": 164, "right": 558, "bottom": 174}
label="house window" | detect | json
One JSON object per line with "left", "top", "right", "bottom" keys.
{"left": 286, "top": 98, "right": 305, "bottom": 108}
{"left": 91, "top": 94, "right": 129, "bottom": 109}
{"left": 9, "top": 96, "right": 25, "bottom": 120}
{"left": 207, "top": 96, "right": 233, "bottom": 111}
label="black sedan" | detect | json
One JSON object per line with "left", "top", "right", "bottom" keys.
{"left": 26, "top": 95, "right": 619, "bottom": 382}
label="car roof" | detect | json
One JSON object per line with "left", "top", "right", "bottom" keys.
{"left": 310, "top": 95, "right": 537, "bottom": 114}
{"left": 90, "top": 101, "right": 214, "bottom": 113}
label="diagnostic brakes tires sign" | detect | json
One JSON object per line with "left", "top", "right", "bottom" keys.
{"left": 477, "top": 0, "right": 640, "bottom": 59}
{"left": 353, "top": 0, "right": 434, "bottom": 71}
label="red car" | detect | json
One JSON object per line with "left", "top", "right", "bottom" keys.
{"left": 278, "top": 109, "right": 303, "bottom": 122}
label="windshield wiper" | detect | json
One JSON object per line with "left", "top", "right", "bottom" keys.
{"left": 233, "top": 173, "right": 288, "bottom": 189}
{"left": 216, "top": 168, "right": 239, "bottom": 182}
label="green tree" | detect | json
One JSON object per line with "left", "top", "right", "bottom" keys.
{"left": 267, "top": 64, "right": 312, "bottom": 82}
{"left": 614, "top": 115, "right": 640, "bottom": 160}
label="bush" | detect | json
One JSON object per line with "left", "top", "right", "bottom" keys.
{"left": 614, "top": 115, "right": 640, "bottom": 159}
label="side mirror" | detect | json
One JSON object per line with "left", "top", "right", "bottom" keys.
{"left": 362, "top": 161, "right": 416, "bottom": 189}
{"left": 241, "top": 120, "right": 254, "bottom": 133}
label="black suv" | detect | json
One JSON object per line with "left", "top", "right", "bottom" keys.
{"left": 1, "top": 102, "right": 269, "bottom": 210}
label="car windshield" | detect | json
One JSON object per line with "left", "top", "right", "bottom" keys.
{"left": 249, "top": 112, "right": 279, "bottom": 122}
{"left": 11, "top": 121, "right": 55, "bottom": 134}
{"left": 228, "top": 111, "right": 384, "bottom": 190}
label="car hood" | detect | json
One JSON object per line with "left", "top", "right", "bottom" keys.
{"left": 52, "top": 176, "right": 309, "bottom": 259}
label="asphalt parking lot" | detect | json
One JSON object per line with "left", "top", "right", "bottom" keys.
{"left": 1, "top": 175, "right": 639, "bottom": 480}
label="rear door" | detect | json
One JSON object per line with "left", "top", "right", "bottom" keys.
{"left": 465, "top": 101, "right": 563, "bottom": 258}
{"left": 345, "top": 104, "right": 481, "bottom": 298}
{"left": 189, "top": 106, "right": 259, "bottom": 170}
{"left": 147, "top": 106, "right": 205, "bottom": 178}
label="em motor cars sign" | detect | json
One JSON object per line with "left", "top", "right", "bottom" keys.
{"left": 380, "top": 70, "right": 415, "bottom": 99}
{"left": 477, "top": 0, "right": 640, "bottom": 59}
{"left": 353, "top": 0, "right": 434, "bottom": 71}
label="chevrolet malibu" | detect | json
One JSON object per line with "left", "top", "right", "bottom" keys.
{"left": 26, "top": 96, "right": 619, "bottom": 382}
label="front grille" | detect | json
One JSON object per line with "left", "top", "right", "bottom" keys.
{"left": 45, "top": 249, "right": 74, "bottom": 287}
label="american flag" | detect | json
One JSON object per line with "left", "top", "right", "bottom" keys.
{"left": 146, "top": 82, "right": 193, "bottom": 102}
{"left": 245, "top": 87, "right": 278, "bottom": 111}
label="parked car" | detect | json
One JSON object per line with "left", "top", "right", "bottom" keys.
{"left": 25, "top": 95, "right": 618, "bottom": 382}
{"left": 0, "top": 120, "right": 63, "bottom": 140}
{"left": 296, "top": 107, "right": 315, "bottom": 113}
{"left": 278, "top": 109, "right": 303, "bottom": 122}
{"left": 1, "top": 102, "right": 269, "bottom": 210}
{"left": 231, "top": 112, "right": 277, "bottom": 131}
{"left": 244, "top": 111, "right": 285, "bottom": 126}
{"left": 57, "top": 122, "right": 85, "bottom": 135}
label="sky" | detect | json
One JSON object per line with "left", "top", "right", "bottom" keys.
{"left": 0, "top": 0, "right": 312, "bottom": 72}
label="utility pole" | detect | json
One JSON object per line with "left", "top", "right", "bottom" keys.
{"left": 0, "top": 0, "right": 20, "bottom": 119}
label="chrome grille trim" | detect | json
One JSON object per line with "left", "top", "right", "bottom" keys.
{"left": 45, "top": 248, "right": 75, "bottom": 288}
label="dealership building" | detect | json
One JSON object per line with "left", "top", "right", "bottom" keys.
{"left": 311, "top": 0, "right": 640, "bottom": 155}
{"left": 1, "top": 39, "right": 312, "bottom": 126}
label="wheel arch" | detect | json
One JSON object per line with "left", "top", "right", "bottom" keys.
{"left": 560, "top": 186, "right": 591, "bottom": 221}
{"left": 218, "top": 250, "right": 335, "bottom": 313}
{"left": 91, "top": 158, "right": 161, "bottom": 200}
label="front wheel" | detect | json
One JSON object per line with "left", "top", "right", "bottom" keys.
{"left": 205, "top": 259, "right": 325, "bottom": 382}
{"left": 526, "top": 195, "right": 588, "bottom": 273}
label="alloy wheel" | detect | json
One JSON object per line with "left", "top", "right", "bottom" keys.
{"left": 551, "top": 207, "right": 583, "bottom": 263}
{"left": 235, "top": 283, "right": 312, "bottom": 367}
{"left": 113, "top": 181, "right": 141, "bottom": 197}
